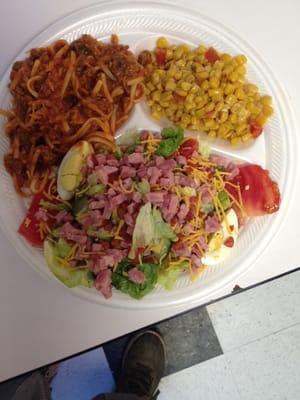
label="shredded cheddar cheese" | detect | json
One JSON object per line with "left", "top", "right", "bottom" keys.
{"left": 142, "top": 132, "right": 160, "bottom": 157}
{"left": 114, "top": 219, "right": 125, "bottom": 240}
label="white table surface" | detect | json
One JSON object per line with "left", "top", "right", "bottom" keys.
{"left": 1, "top": 0, "right": 299, "bottom": 382}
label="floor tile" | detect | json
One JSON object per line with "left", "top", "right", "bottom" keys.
{"left": 104, "top": 307, "right": 222, "bottom": 377}
{"left": 207, "top": 271, "right": 300, "bottom": 351}
{"left": 157, "top": 307, "right": 222, "bottom": 375}
{"left": 50, "top": 347, "right": 115, "bottom": 400}
{"left": 159, "top": 354, "right": 240, "bottom": 400}
{"left": 226, "top": 323, "right": 300, "bottom": 400}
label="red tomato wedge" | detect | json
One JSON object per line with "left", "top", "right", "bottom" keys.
{"left": 249, "top": 120, "right": 263, "bottom": 138}
{"left": 228, "top": 164, "right": 280, "bottom": 217}
{"left": 204, "top": 47, "right": 220, "bottom": 64}
{"left": 18, "top": 187, "right": 58, "bottom": 247}
{"left": 18, "top": 192, "right": 46, "bottom": 247}
{"left": 179, "top": 138, "right": 198, "bottom": 159}
{"left": 155, "top": 48, "right": 166, "bottom": 65}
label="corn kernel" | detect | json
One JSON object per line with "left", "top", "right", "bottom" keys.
{"left": 231, "top": 136, "right": 242, "bottom": 145}
{"left": 156, "top": 37, "right": 169, "bottom": 49}
{"left": 175, "top": 89, "right": 188, "bottom": 97}
{"left": 225, "top": 94, "right": 237, "bottom": 105}
{"left": 174, "top": 47, "right": 184, "bottom": 60}
{"left": 151, "top": 90, "right": 161, "bottom": 102}
{"left": 186, "top": 93, "right": 195, "bottom": 103}
{"left": 181, "top": 81, "right": 192, "bottom": 91}
{"left": 197, "top": 71, "right": 209, "bottom": 80}
{"left": 236, "top": 65, "right": 246, "bottom": 76}
{"left": 219, "top": 111, "right": 228, "bottom": 123}
{"left": 205, "top": 119, "right": 215, "bottom": 129}
{"left": 236, "top": 54, "right": 247, "bottom": 65}
{"left": 245, "top": 84, "right": 258, "bottom": 95}
{"left": 256, "top": 113, "right": 268, "bottom": 126}
{"left": 190, "top": 85, "right": 200, "bottom": 94}
{"left": 229, "top": 113, "right": 238, "bottom": 124}
{"left": 262, "top": 105, "right": 273, "bottom": 117}
{"left": 151, "top": 110, "right": 161, "bottom": 120}
{"left": 220, "top": 53, "right": 232, "bottom": 63}
{"left": 201, "top": 80, "right": 209, "bottom": 91}
{"left": 166, "top": 49, "right": 173, "bottom": 60}
{"left": 209, "top": 77, "right": 220, "bottom": 89}
{"left": 181, "top": 114, "right": 190, "bottom": 124}
{"left": 261, "top": 95, "right": 272, "bottom": 106}
{"left": 146, "top": 82, "right": 155, "bottom": 91}
{"left": 165, "top": 79, "right": 176, "bottom": 91}
{"left": 235, "top": 88, "right": 245, "bottom": 100}
{"left": 174, "top": 71, "right": 182, "bottom": 80}
{"left": 229, "top": 71, "right": 239, "bottom": 82}
{"left": 242, "top": 133, "right": 252, "bottom": 142}
{"left": 224, "top": 84, "right": 235, "bottom": 95}
{"left": 205, "top": 102, "right": 215, "bottom": 113}
{"left": 196, "top": 45, "right": 207, "bottom": 55}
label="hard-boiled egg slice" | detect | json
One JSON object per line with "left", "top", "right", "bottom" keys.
{"left": 202, "top": 209, "right": 239, "bottom": 266}
{"left": 57, "top": 141, "right": 94, "bottom": 200}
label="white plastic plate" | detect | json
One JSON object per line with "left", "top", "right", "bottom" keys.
{"left": 0, "top": 1, "right": 297, "bottom": 308}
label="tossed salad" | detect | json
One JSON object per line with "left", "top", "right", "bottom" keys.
{"left": 18, "top": 128, "right": 280, "bottom": 299}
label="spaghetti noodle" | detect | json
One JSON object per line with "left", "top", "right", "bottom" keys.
{"left": 0, "top": 34, "right": 145, "bottom": 195}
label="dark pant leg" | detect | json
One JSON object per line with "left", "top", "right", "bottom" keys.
{"left": 93, "top": 393, "right": 146, "bottom": 400}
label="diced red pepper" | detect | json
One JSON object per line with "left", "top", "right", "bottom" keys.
{"left": 155, "top": 48, "right": 166, "bottom": 65}
{"left": 204, "top": 47, "right": 220, "bottom": 64}
{"left": 224, "top": 236, "right": 235, "bottom": 248}
{"left": 249, "top": 120, "right": 263, "bottom": 138}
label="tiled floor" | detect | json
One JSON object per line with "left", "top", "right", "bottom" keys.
{"left": 159, "top": 271, "right": 300, "bottom": 400}
{"left": 1, "top": 269, "right": 300, "bottom": 400}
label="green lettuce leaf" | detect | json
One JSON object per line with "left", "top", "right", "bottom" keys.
{"left": 218, "top": 190, "right": 231, "bottom": 210}
{"left": 155, "top": 127, "right": 184, "bottom": 157}
{"left": 87, "top": 227, "right": 113, "bottom": 240}
{"left": 129, "top": 203, "right": 155, "bottom": 258}
{"left": 135, "top": 179, "right": 150, "bottom": 194}
{"left": 88, "top": 183, "right": 106, "bottom": 195}
{"left": 129, "top": 204, "right": 176, "bottom": 260}
{"left": 44, "top": 240, "right": 94, "bottom": 288}
{"left": 201, "top": 202, "right": 214, "bottom": 214}
{"left": 40, "top": 200, "right": 69, "bottom": 211}
{"left": 152, "top": 207, "right": 177, "bottom": 241}
{"left": 56, "top": 238, "right": 72, "bottom": 258}
{"left": 158, "top": 261, "right": 189, "bottom": 291}
{"left": 199, "top": 141, "right": 211, "bottom": 160}
{"left": 112, "top": 258, "right": 159, "bottom": 299}
{"left": 72, "top": 196, "right": 88, "bottom": 219}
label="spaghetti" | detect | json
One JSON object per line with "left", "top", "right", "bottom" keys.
{"left": 0, "top": 34, "right": 145, "bottom": 195}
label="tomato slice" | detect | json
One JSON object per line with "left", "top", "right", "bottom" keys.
{"left": 18, "top": 185, "right": 58, "bottom": 247}
{"left": 179, "top": 138, "right": 198, "bottom": 159}
{"left": 155, "top": 49, "right": 166, "bottom": 65}
{"left": 18, "top": 192, "right": 47, "bottom": 246}
{"left": 249, "top": 120, "right": 263, "bottom": 138}
{"left": 204, "top": 47, "right": 220, "bottom": 64}
{"left": 228, "top": 164, "right": 280, "bottom": 217}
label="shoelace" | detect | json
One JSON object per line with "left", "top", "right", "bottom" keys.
{"left": 122, "top": 362, "right": 155, "bottom": 397}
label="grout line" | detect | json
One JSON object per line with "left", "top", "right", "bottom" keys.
{"left": 220, "top": 320, "right": 300, "bottom": 354}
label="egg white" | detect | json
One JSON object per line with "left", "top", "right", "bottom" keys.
{"left": 202, "top": 209, "right": 239, "bottom": 266}
{"left": 57, "top": 141, "right": 94, "bottom": 200}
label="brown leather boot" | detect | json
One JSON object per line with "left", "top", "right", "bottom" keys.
{"left": 117, "top": 330, "right": 166, "bottom": 399}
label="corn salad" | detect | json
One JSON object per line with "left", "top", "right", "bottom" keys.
{"left": 138, "top": 38, "right": 273, "bottom": 145}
